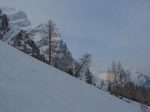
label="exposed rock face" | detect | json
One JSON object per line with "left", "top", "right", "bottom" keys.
{"left": 0, "top": 7, "right": 31, "bottom": 41}
{"left": 0, "top": 14, "right": 9, "bottom": 30}
{"left": 0, "top": 7, "right": 40, "bottom": 57}
{"left": 0, "top": 9, "right": 9, "bottom": 38}
{"left": 1, "top": 7, "right": 30, "bottom": 28}
{"left": 0, "top": 7, "right": 75, "bottom": 73}
{"left": 9, "top": 10, "right": 30, "bottom": 28}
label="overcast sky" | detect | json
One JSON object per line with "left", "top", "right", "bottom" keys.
{"left": 0, "top": 0, "right": 150, "bottom": 75}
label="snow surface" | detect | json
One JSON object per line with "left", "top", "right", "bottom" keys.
{"left": 0, "top": 40, "right": 148, "bottom": 112}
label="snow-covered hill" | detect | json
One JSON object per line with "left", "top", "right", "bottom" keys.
{"left": 0, "top": 40, "right": 148, "bottom": 112}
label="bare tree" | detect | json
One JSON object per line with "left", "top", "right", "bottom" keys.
{"left": 107, "top": 67, "right": 111, "bottom": 81}
{"left": 111, "top": 60, "right": 118, "bottom": 95}
{"left": 0, "top": 9, "right": 2, "bottom": 15}
{"left": 64, "top": 43, "right": 68, "bottom": 72}
{"left": 107, "top": 67, "right": 112, "bottom": 92}
{"left": 74, "top": 53, "right": 91, "bottom": 77}
{"left": 43, "top": 20, "right": 61, "bottom": 65}
{"left": 111, "top": 61, "right": 130, "bottom": 97}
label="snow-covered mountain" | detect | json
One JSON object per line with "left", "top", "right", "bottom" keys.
{"left": 0, "top": 7, "right": 31, "bottom": 44}
{"left": 0, "top": 7, "right": 63, "bottom": 56}
{"left": 1, "top": 7, "right": 30, "bottom": 28}
{"left": 0, "top": 7, "right": 84, "bottom": 78}
{"left": 27, "top": 23, "right": 61, "bottom": 56}
{"left": 94, "top": 67, "right": 150, "bottom": 88}
{"left": 124, "top": 67, "right": 150, "bottom": 87}
{"left": 1, "top": 40, "right": 149, "bottom": 112}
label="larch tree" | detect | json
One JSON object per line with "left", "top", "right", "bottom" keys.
{"left": 43, "top": 20, "right": 61, "bottom": 65}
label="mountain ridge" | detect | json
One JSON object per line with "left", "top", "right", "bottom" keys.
{"left": 94, "top": 67, "right": 150, "bottom": 88}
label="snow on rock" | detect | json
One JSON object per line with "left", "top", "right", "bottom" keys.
{"left": 2, "top": 25, "right": 20, "bottom": 43}
{"left": 0, "top": 40, "right": 146, "bottom": 112}
{"left": 0, "top": 7, "right": 31, "bottom": 43}
{"left": 1, "top": 7, "right": 31, "bottom": 28}
{"left": 28, "top": 23, "right": 61, "bottom": 57}
{"left": 94, "top": 68, "right": 150, "bottom": 88}
{"left": 125, "top": 67, "right": 150, "bottom": 87}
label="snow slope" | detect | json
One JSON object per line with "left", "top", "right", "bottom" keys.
{"left": 0, "top": 40, "right": 147, "bottom": 112}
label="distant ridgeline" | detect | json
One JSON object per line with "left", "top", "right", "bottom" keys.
{"left": 0, "top": 7, "right": 149, "bottom": 106}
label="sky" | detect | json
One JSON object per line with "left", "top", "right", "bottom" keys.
{"left": 0, "top": 0, "right": 150, "bottom": 75}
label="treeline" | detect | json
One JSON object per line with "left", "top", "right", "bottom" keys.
{"left": 107, "top": 61, "right": 150, "bottom": 106}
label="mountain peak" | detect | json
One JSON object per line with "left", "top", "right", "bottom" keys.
{"left": 0, "top": 7, "right": 30, "bottom": 28}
